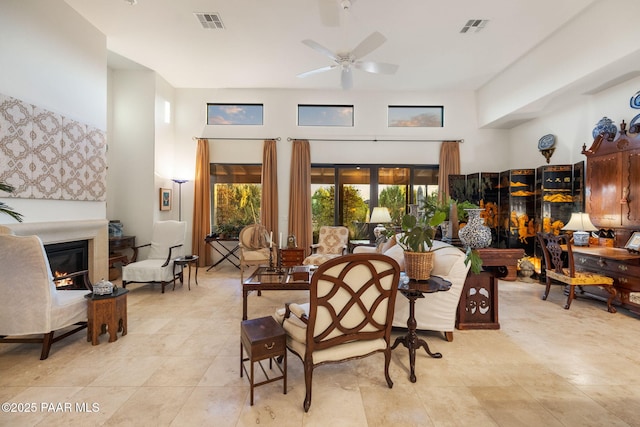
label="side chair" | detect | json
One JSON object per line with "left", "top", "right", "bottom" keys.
{"left": 276, "top": 253, "right": 400, "bottom": 412}
{"left": 536, "top": 232, "right": 617, "bottom": 312}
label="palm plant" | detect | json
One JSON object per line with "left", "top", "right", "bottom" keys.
{"left": 0, "top": 182, "right": 24, "bottom": 222}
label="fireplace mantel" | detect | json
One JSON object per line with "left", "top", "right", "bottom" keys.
{"left": 0, "top": 220, "right": 108, "bottom": 283}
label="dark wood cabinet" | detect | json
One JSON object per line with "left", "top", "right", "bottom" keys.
{"left": 583, "top": 122, "right": 640, "bottom": 246}
{"left": 279, "top": 248, "right": 305, "bottom": 267}
{"left": 580, "top": 121, "right": 640, "bottom": 312}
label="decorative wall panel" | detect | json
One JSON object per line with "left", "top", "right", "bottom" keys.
{"left": 0, "top": 93, "right": 106, "bottom": 201}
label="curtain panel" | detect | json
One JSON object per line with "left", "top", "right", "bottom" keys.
{"left": 260, "top": 139, "right": 278, "bottom": 240}
{"left": 288, "top": 140, "right": 312, "bottom": 256}
{"left": 191, "top": 138, "right": 211, "bottom": 267}
{"left": 438, "top": 141, "right": 461, "bottom": 200}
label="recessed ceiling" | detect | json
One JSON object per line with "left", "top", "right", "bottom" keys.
{"left": 64, "top": 0, "right": 597, "bottom": 91}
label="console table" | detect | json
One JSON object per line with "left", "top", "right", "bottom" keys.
{"left": 205, "top": 236, "right": 240, "bottom": 270}
{"left": 571, "top": 246, "right": 640, "bottom": 314}
{"left": 456, "top": 248, "right": 524, "bottom": 330}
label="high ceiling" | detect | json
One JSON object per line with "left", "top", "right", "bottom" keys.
{"left": 64, "top": 0, "right": 597, "bottom": 92}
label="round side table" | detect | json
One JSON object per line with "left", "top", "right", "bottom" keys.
{"left": 174, "top": 255, "right": 199, "bottom": 290}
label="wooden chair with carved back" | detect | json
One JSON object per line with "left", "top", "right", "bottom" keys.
{"left": 276, "top": 253, "right": 400, "bottom": 412}
{"left": 536, "top": 232, "right": 617, "bottom": 313}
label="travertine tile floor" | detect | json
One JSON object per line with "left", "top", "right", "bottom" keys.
{"left": 2, "top": 264, "right": 640, "bottom": 427}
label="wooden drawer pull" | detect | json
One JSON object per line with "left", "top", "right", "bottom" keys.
{"left": 265, "top": 342, "right": 275, "bottom": 350}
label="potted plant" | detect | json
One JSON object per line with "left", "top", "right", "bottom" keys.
{"left": 0, "top": 182, "right": 23, "bottom": 222}
{"left": 398, "top": 211, "right": 446, "bottom": 280}
{"left": 397, "top": 208, "right": 483, "bottom": 280}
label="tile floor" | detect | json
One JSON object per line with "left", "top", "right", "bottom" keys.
{"left": 1, "top": 265, "right": 640, "bottom": 426}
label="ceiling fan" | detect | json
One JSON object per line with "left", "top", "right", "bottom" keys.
{"left": 297, "top": 31, "right": 399, "bottom": 90}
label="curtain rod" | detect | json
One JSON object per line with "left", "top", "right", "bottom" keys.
{"left": 286, "top": 137, "right": 463, "bottom": 143}
{"left": 192, "top": 137, "right": 280, "bottom": 141}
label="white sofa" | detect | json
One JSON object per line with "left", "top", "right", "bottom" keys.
{"left": 354, "top": 236, "right": 470, "bottom": 341}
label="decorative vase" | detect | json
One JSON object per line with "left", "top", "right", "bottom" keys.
{"left": 458, "top": 208, "right": 492, "bottom": 248}
{"left": 440, "top": 220, "right": 450, "bottom": 239}
{"left": 403, "top": 251, "right": 434, "bottom": 281}
{"left": 592, "top": 117, "right": 617, "bottom": 139}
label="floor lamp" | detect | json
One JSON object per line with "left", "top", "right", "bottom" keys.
{"left": 172, "top": 179, "right": 188, "bottom": 221}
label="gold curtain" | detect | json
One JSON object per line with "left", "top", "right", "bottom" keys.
{"left": 288, "top": 139, "right": 312, "bottom": 256}
{"left": 260, "top": 139, "right": 278, "bottom": 240}
{"left": 191, "top": 138, "right": 211, "bottom": 267}
{"left": 438, "top": 141, "right": 461, "bottom": 200}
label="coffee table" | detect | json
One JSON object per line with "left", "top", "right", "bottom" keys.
{"left": 242, "top": 265, "right": 312, "bottom": 320}
{"left": 391, "top": 274, "right": 451, "bottom": 382}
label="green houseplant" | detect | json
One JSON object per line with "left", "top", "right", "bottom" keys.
{"left": 0, "top": 182, "right": 23, "bottom": 222}
{"left": 397, "top": 208, "right": 483, "bottom": 279}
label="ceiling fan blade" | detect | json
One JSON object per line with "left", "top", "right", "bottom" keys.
{"left": 302, "top": 39, "right": 339, "bottom": 62}
{"left": 297, "top": 65, "right": 338, "bottom": 78}
{"left": 341, "top": 67, "right": 353, "bottom": 90}
{"left": 350, "top": 31, "right": 387, "bottom": 59}
{"left": 354, "top": 61, "right": 398, "bottom": 75}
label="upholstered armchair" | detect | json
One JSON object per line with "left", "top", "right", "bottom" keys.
{"left": 302, "top": 225, "right": 349, "bottom": 266}
{"left": 122, "top": 220, "right": 186, "bottom": 293}
{"left": 276, "top": 253, "right": 400, "bottom": 412}
{"left": 0, "top": 234, "right": 91, "bottom": 360}
{"left": 238, "top": 223, "right": 273, "bottom": 281}
{"left": 355, "top": 236, "right": 471, "bottom": 341}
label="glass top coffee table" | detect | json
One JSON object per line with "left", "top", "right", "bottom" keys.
{"left": 242, "top": 265, "right": 313, "bottom": 320}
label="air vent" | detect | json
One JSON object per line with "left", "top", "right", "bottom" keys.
{"left": 460, "top": 19, "right": 489, "bottom": 33}
{"left": 194, "top": 13, "right": 225, "bottom": 29}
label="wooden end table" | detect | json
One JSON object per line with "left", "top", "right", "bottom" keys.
{"left": 173, "top": 255, "right": 199, "bottom": 290}
{"left": 85, "top": 288, "right": 129, "bottom": 345}
{"left": 240, "top": 316, "right": 287, "bottom": 405}
{"left": 391, "top": 275, "right": 451, "bottom": 383}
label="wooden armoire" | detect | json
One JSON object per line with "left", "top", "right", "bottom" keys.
{"left": 580, "top": 120, "right": 640, "bottom": 313}
{"left": 583, "top": 120, "right": 640, "bottom": 246}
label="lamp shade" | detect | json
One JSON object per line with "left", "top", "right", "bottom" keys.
{"left": 561, "top": 212, "right": 598, "bottom": 232}
{"left": 370, "top": 207, "right": 392, "bottom": 224}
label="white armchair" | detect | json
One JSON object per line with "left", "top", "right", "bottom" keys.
{"left": 122, "top": 220, "right": 186, "bottom": 293}
{"left": 0, "top": 234, "right": 90, "bottom": 359}
{"left": 354, "top": 236, "right": 470, "bottom": 341}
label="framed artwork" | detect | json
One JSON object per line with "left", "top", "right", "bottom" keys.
{"left": 624, "top": 231, "right": 640, "bottom": 253}
{"left": 160, "top": 188, "right": 172, "bottom": 211}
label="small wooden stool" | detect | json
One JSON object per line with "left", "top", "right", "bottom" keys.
{"left": 85, "top": 288, "right": 128, "bottom": 345}
{"left": 240, "top": 316, "right": 287, "bottom": 405}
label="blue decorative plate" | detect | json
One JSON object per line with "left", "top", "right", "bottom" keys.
{"left": 631, "top": 91, "right": 640, "bottom": 109}
{"left": 538, "top": 134, "right": 555, "bottom": 150}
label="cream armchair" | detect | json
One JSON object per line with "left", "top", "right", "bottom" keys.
{"left": 302, "top": 225, "right": 349, "bottom": 266}
{"left": 238, "top": 223, "right": 273, "bottom": 281}
{"left": 276, "top": 253, "right": 400, "bottom": 412}
{"left": 122, "top": 220, "right": 186, "bottom": 293}
{"left": 0, "top": 234, "right": 90, "bottom": 360}
{"left": 354, "top": 236, "right": 470, "bottom": 341}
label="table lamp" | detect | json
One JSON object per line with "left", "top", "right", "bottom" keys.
{"left": 562, "top": 212, "right": 597, "bottom": 246}
{"left": 370, "top": 207, "right": 392, "bottom": 240}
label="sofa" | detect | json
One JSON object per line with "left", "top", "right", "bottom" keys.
{"left": 353, "top": 235, "right": 471, "bottom": 341}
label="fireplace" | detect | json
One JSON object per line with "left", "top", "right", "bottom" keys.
{"left": 0, "top": 219, "right": 109, "bottom": 284}
{"left": 45, "top": 240, "right": 89, "bottom": 289}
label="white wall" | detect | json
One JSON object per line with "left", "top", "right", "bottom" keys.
{"left": 508, "top": 76, "right": 640, "bottom": 168}
{"left": 0, "top": 0, "right": 107, "bottom": 224}
{"left": 106, "top": 69, "right": 157, "bottom": 245}
{"left": 174, "top": 88, "right": 511, "bottom": 237}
